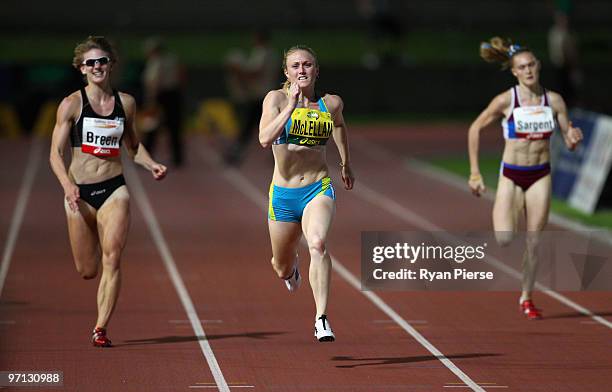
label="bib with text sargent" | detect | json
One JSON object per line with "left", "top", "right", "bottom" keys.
{"left": 513, "top": 106, "right": 555, "bottom": 140}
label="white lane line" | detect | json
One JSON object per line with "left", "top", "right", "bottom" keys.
{"left": 190, "top": 386, "right": 254, "bottom": 389}
{"left": 0, "top": 138, "right": 43, "bottom": 298}
{"left": 444, "top": 387, "right": 508, "bottom": 389}
{"left": 168, "top": 320, "right": 224, "bottom": 324}
{"left": 195, "top": 143, "right": 486, "bottom": 392}
{"left": 352, "top": 137, "right": 612, "bottom": 330}
{"left": 125, "top": 164, "right": 230, "bottom": 392}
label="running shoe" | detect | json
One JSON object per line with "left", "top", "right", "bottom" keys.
{"left": 520, "top": 300, "right": 542, "bottom": 320}
{"left": 284, "top": 257, "right": 301, "bottom": 292}
{"left": 314, "top": 315, "right": 335, "bottom": 342}
{"left": 92, "top": 327, "right": 112, "bottom": 347}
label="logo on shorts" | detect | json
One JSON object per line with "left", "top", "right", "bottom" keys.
{"left": 91, "top": 189, "right": 106, "bottom": 196}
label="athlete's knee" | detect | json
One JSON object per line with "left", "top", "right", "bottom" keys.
{"left": 495, "top": 231, "right": 514, "bottom": 247}
{"left": 101, "top": 249, "right": 121, "bottom": 271}
{"left": 76, "top": 263, "right": 98, "bottom": 280}
{"left": 525, "top": 232, "right": 541, "bottom": 249}
{"left": 271, "top": 257, "right": 293, "bottom": 278}
{"left": 307, "top": 235, "right": 327, "bottom": 258}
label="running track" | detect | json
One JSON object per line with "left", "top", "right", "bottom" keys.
{"left": 1, "top": 124, "right": 611, "bottom": 391}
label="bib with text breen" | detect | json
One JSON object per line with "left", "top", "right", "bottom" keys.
{"left": 82, "top": 117, "right": 124, "bottom": 157}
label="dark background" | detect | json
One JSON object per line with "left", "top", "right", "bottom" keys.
{"left": 1, "top": 0, "right": 611, "bottom": 132}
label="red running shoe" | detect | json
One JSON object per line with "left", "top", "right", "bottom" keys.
{"left": 92, "top": 327, "right": 112, "bottom": 347}
{"left": 520, "top": 300, "right": 542, "bottom": 320}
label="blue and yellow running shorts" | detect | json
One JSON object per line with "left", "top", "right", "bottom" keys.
{"left": 268, "top": 177, "right": 336, "bottom": 222}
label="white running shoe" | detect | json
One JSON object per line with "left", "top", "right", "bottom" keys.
{"left": 314, "top": 315, "right": 335, "bottom": 342}
{"left": 284, "top": 257, "right": 301, "bottom": 292}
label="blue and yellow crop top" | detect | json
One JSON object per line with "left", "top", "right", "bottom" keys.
{"left": 273, "top": 97, "right": 334, "bottom": 147}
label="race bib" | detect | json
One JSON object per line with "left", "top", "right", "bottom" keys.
{"left": 513, "top": 106, "right": 555, "bottom": 140}
{"left": 287, "top": 108, "right": 334, "bottom": 146}
{"left": 82, "top": 117, "right": 124, "bottom": 157}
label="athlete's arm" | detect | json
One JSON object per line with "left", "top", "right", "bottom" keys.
{"left": 328, "top": 95, "right": 354, "bottom": 190}
{"left": 549, "top": 92, "right": 583, "bottom": 151}
{"left": 259, "top": 85, "right": 299, "bottom": 148}
{"left": 467, "top": 91, "right": 509, "bottom": 196}
{"left": 120, "top": 93, "right": 167, "bottom": 180}
{"left": 49, "top": 94, "right": 80, "bottom": 212}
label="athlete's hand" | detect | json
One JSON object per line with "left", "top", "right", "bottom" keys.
{"left": 151, "top": 163, "right": 167, "bottom": 180}
{"left": 287, "top": 82, "right": 300, "bottom": 109}
{"left": 341, "top": 164, "right": 355, "bottom": 190}
{"left": 468, "top": 173, "right": 486, "bottom": 197}
{"left": 64, "top": 182, "right": 80, "bottom": 212}
{"left": 566, "top": 121, "right": 583, "bottom": 151}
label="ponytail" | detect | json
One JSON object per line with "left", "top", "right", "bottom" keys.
{"left": 480, "top": 36, "right": 529, "bottom": 70}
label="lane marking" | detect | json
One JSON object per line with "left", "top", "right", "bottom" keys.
{"left": 444, "top": 387, "right": 508, "bottom": 389}
{"left": 195, "top": 143, "right": 486, "bottom": 392}
{"left": 373, "top": 319, "right": 428, "bottom": 324}
{"left": 0, "top": 138, "right": 43, "bottom": 298}
{"left": 352, "top": 136, "right": 612, "bottom": 330}
{"left": 189, "top": 387, "right": 254, "bottom": 389}
{"left": 169, "top": 320, "right": 224, "bottom": 324}
{"left": 125, "top": 164, "right": 230, "bottom": 392}
{"left": 191, "top": 383, "right": 255, "bottom": 389}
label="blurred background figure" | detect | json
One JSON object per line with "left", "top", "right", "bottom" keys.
{"left": 223, "top": 29, "right": 279, "bottom": 166}
{"left": 356, "top": 0, "right": 405, "bottom": 69}
{"left": 548, "top": 3, "right": 582, "bottom": 107}
{"left": 141, "top": 37, "right": 186, "bottom": 167}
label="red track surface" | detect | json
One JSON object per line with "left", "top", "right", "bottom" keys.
{"left": 1, "top": 124, "right": 611, "bottom": 391}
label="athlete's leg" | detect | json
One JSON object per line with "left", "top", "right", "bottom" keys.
{"left": 301, "top": 195, "right": 335, "bottom": 318}
{"left": 521, "top": 175, "right": 551, "bottom": 301}
{"left": 94, "top": 186, "right": 130, "bottom": 329}
{"left": 493, "top": 175, "right": 525, "bottom": 246}
{"left": 268, "top": 219, "right": 302, "bottom": 279}
{"left": 65, "top": 199, "right": 100, "bottom": 279}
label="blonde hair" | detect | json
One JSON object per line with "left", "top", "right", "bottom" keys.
{"left": 72, "top": 36, "right": 117, "bottom": 69}
{"left": 479, "top": 36, "right": 530, "bottom": 70}
{"left": 281, "top": 45, "right": 318, "bottom": 91}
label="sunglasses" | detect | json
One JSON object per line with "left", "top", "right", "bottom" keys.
{"left": 82, "top": 56, "right": 110, "bottom": 67}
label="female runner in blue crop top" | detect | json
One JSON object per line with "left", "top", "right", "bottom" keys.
{"left": 259, "top": 45, "right": 354, "bottom": 342}
{"left": 467, "top": 37, "right": 582, "bottom": 320}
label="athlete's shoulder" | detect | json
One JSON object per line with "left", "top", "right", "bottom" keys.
{"left": 57, "top": 91, "right": 82, "bottom": 119}
{"left": 263, "top": 89, "right": 287, "bottom": 106}
{"left": 545, "top": 89, "right": 563, "bottom": 105}
{"left": 265, "top": 89, "right": 286, "bottom": 100}
{"left": 322, "top": 94, "right": 343, "bottom": 112}
{"left": 546, "top": 90, "right": 567, "bottom": 113}
{"left": 117, "top": 91, "right": 136, "bottom": 117}
{"left": 117, "top": 91, "right": 136, "bottom": 108}
{"left": 490, "top": 89, "right": 512, "bottom": 109}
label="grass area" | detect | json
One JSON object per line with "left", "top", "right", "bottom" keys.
{"left": 1, "top": 28, "right": 610, "bottom": 66}
{"left": 427, "top": 154, "right": 612, "bottom": 230}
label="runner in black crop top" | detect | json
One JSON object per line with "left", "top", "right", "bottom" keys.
{"left": 49, "top": 36, "right": 167, "bottom": 348}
